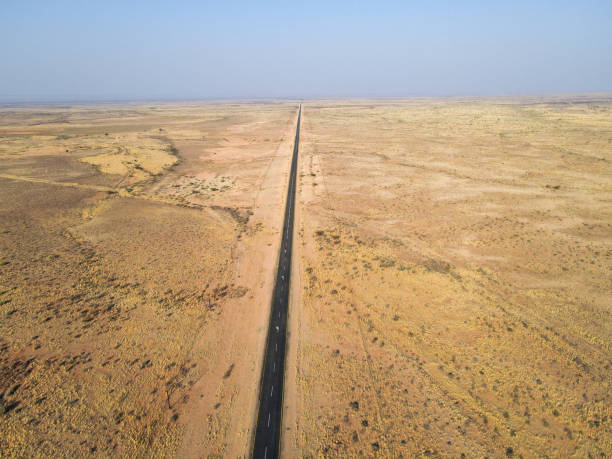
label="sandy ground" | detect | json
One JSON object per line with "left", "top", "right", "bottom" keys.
{"left": 284, "top": 97, "right": 612, "bottom": 458}
{"left": 2, "top": 97, "right": 610, "bottom": 458}
{"left": 0, "top": 102, "right": 297, "bottom": 457}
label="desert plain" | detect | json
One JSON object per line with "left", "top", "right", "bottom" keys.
{"left": 0, "top": 96, "right": 610, "bottom": 458}
{"left": 286, "top": 96, "right": 611, "bottom": 458}
{"left": 0, "top": 101, "right": 298, "bottom": 457}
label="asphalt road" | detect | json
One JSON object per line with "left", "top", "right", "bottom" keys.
{"left": 252, "top": 104, "right": 301, "bottom": 459}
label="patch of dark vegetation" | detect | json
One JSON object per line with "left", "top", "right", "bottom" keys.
{"left": 0, "top": 399, "right": 19, "bottom": 415}
{"left": 229, "top": 286, "right": 248, "bottom": 298}
{"left": 378, "top": 257, "right": 396, "bottom": 268}
{"left": 223, "top": 363, "right": 235, "bottom": 379}
{"left": 424, "top": 258, "right": 452, "bottom": 274}
{"left": 210, "top": 205, "right": 252, "bottom": 228}
{"left": 424, "top": 258, "right": 462, "bottom": 280}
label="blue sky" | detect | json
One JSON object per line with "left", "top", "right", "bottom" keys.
{"left": 1, "top": 1, "right": 611, "bottom": 101}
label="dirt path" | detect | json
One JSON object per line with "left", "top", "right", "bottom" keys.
{"left": 0, "top": 173, "right": 116, "bottom": 192}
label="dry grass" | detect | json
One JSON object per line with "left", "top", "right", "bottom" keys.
{"left": 2, "top": 97, "right": 610, "bottom": 457}
{"left": 0, "top": 101, "right": 296, "bottom": 457}
{"left": 288, "top": 96, "right": 612, "bottom": 458}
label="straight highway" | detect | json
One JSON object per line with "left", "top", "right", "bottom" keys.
{"left": 252, "top": 104, "right": 301, "bottom": 459}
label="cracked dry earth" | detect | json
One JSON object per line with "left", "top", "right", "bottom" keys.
{"left": 0, "top": 102, "right": 297, "bottom": 457}
{"left": 284, "top": 97, "right": 611, "bottom": 458}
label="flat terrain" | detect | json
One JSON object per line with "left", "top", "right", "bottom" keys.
{"left": 286, "top": 97, "right": 612, "bottom": 457}
{"left": 0, "top": 102, "right": 297, "bottom": 457}
{"left": 253, "top": 105, "right": 300, "bottom": 458}
{"left": 1, "top": 97, "right": 610, "bottom": 458}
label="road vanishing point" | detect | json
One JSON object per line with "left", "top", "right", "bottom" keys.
{"left": 252, "top": 104, "right": 301, "bottom": 459}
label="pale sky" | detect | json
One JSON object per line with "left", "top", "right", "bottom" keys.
{"left": 1, "top": 0, "right": 611, "bottom": 102}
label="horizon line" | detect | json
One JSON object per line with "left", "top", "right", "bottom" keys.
{"left": 2, "top": 91, "right": 612, "bottom": 107}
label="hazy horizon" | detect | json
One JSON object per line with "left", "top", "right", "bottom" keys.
{"left": 2, "top": 0, "right": 611, "bottom": 103}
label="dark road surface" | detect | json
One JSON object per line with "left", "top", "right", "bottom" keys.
{"left": 252, "top": 105, "right": 301, "bottom": 459}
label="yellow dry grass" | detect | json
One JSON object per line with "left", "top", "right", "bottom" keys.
{"left": 288, "top": 96, "right": 612, "bottom": 458}
{"left": 0, "top": 101, "right": 296, "bottom": 457}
